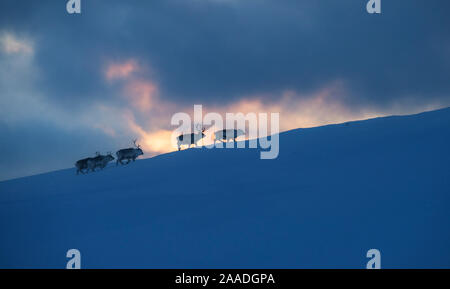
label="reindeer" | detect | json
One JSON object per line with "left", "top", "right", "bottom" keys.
{"left": 177, "top": 125, "right": 206, "bottom": 151}
{"left": 116, "top": 140, "right": 144, "bottom": 165}
{"left": 75, "top": 157, "right": 92, "bottom": 175}
{"left": 87, "top": 152, "right": 115, "bottom": 172}
{"left": 214, "top": 129, "right": 245, "bottom": 143}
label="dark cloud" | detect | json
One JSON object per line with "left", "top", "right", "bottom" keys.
{"left": 0, "top": 0, "right": 449, "bottom": 107}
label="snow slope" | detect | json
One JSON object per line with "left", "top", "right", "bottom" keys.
{"left": 1, "top": 108, "right": 450, "bottom": 268}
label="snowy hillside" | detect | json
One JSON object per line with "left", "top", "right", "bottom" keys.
{"left": 1, "top": 108, "right": 450, "bottom": 268}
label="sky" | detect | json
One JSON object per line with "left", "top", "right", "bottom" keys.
{"left": 0, "top": 0, "right": 449, "bottom": 181}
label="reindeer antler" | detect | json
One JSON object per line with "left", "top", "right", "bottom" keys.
{"left": 133, "top": 139, "right": 141, "bottom": 148}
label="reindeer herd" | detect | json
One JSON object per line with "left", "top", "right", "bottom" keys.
{"left": 75, "top": 128, "right": 246, "bottom": 174}
{"left": 176, "top": 125, "right": 245, "bottom": 151}
{"left": 75, "top": 140, "right": 144, "bottom": 174}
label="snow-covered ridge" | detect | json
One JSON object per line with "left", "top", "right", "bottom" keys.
{"left": 1, "top": 107, "right": 449, "bottom": 268}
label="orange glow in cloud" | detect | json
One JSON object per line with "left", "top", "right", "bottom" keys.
{"left": 210, "top": 84, "right": 384, "bottom": 132}
{"left": 125, "top": 80, "right": 158, "bottom": 112}
{"left": 105, "top": 60, "right": 139, "bottom": 80}
{"left": 142, "top": 130, "right": 176, "bottom": 154}
{"left": 102, "top": 60, "right": 412, "bottom": 158}
{"left": 125, "top": 113, "right": 176, "bottom": 155}
{"left": 123, "top": 82, "right": 388, "bottom": 156}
